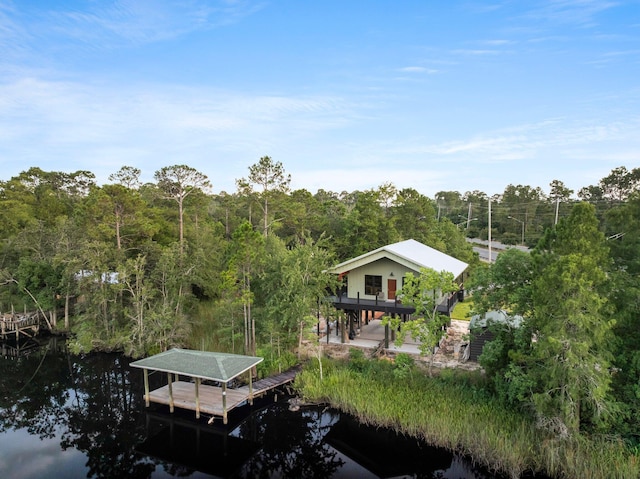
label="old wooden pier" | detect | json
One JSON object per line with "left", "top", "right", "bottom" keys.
{"left": 0, "top": 312, "right": 40, "bottom": 340}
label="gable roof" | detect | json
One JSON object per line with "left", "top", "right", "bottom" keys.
{"left": 327, "top": 239, "right": 468, "bottom": 279}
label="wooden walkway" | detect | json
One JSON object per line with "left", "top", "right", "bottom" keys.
{"left": 0, "top": 312, "right": 40, "bottom": 340}
{"left": 145, "top": 367, "right": 300, "bottom": 424}
{"left": 236, "top": 366, "right": 299, "bottom": 397}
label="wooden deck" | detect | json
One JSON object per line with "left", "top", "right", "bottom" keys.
{"left": 0, "top": 312, "right": 40, "bottom": 340}
{"left": 237, "top": 367, "right": 299, "bottom": 396}
{"left": 148, "top": 381, "right": 249, "bottom": 417}
{"left": 145, "top": 367, "right": 299, "bottom": 423}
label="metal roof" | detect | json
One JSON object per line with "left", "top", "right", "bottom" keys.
{"left": 327, "top": 239, "right": 468, "bottom": 279}
{"left": 470, "top": 310, "right": 524, "bottom": 329}
{"left": 130, "top": 348, "right": 263, "bottom": 383}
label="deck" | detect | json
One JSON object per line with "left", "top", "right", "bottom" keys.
{"left": 144, "top": 367, "right": 299, "bottom": 423}
{"left": 148, "top": 381, "right": 249, "bottom": 417}
{"left": 330, "top": 291, "right": 460, "bottom": 317}
{"left": 0, "top": 312, "right": 40, "bottom": 340}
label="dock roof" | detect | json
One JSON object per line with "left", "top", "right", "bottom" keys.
{"left": 130, "top": 348, "right": 263, "bottom": 383}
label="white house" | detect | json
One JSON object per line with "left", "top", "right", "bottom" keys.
{"left": 327, "top": 239, "right": 468, "bottom": 302}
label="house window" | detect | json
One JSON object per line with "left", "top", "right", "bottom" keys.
{"left": 365, "top": 275, "right": 382, "bottom": 295}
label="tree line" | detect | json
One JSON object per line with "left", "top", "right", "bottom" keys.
{"left": 0, "top": 160, "right": 635, "bottom": 367}
{"left": 436, "top": 166, "right": 640, "bottom": 246}
{"left": 0, "top": 158, "right": 475, "bottom": 362}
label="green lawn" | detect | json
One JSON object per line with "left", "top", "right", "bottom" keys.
{"left": 451, "top": 297, "right": 474, "bottom": 321}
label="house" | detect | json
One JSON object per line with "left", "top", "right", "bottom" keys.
{"left": 325, "top": 239, "right": 468, "bottom": 344}
{"left": 328, "top": 239, "right": 468, "bottom": 302}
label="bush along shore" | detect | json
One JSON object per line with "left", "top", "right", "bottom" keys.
{"left": 293, "top": 352, "right": 639, "bottom": 479}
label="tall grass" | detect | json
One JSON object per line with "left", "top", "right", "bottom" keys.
{"left": 295, "top": 357, "right": 639, "bottom": 479}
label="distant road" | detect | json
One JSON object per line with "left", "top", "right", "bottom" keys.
{"left": 473, "top": 246, "right": 498, "bottom": 262}
{"left": 467, "top": 238, "right": 529, "bottom": 263}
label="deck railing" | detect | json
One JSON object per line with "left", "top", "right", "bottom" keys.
{"left": 0, "top": 312, "right": 41, "bottom": 338}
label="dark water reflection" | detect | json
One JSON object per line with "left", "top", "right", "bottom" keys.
{"left": 0, "top": 338, "right": 508, "bottom": 479}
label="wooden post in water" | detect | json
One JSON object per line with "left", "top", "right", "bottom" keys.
{"left": 168, "top": 373, "right": 174, "bottom": 413}
{"left": 194, "top": 378, "right": 200, "bottom": 419}
{"left": 222, "top": 383, "right": 228, "bottom": 424}
{"left": 248, "top": 374, "right": 254, "bottom": 405}
{"left": 143, "top": 369, "right": 150, "bottom": 407}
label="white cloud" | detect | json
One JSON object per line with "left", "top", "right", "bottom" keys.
{"left": 398, "top": 66, "right": 426, "bottom": 72}
{"left": 294, "top": 167, "right": 448, "bottom": 195}
{"left": 524, "top": 0, "right": 620, "bottom": 27}
{"left": 452, "top": 49, "right": 502, "bottom": 55}
{"left": 0, "top": 75, "right": 358, "bottom": 189}
{"left": 3, "top": 0, "right": 265, "bottom": 52}
{"left": 482, "top": 39, "right": 515, "bottom": 45}
{"left": 397, "top": 66, "right": 439, "bottom": 74}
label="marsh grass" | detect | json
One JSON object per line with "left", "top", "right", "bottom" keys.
{"left": 295, "top": 357, "right": 639, "bottom": 479}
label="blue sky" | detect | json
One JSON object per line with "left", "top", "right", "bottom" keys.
{"left": 1, "top": 1, "right": 639, "bottom": 197}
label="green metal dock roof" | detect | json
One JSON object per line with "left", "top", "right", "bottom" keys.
{"left": 130, "top": 348, "right": 263, "bottom": 383}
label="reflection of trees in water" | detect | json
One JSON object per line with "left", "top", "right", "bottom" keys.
{"left": 0, "top": 343, "right": 510, "bottom": 479}
{"left": 235, "top": 404, "right": 344, "bottom": 479}
{"left": 0, "top": 340, "right": 70, "bottom": 439}
{"left": 0, "top": 340, "right": 156, "bottom": 479}
{"left": 59, "top": 353, "right": 156, "bottom": 479}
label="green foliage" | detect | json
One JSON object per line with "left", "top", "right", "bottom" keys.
{"left": 2, "top": 162, "right": 640, "bottom": 473}
{"left": 392, "top": 352, "right": 415, "bottom": 379}
{"left": 238, "top": 156, "right": 291, "bottom": 236}
{"left": 468, "top": 247, "right": 534, "bottom": 316}
{"left": 341, "top": 188, "right": 400, "bottom": 257}
{"left": 383, "top": 267, "right": 457, "bottom": 362}
{"left": 470, "top": 202, "right": 621, "bottom": 437}
{"left": 15, "top": 258, "right": 63, "bottom": 311}
{"left": 347, "top": 347, "right": 369, "bottom": 373}
{"left": 259, "top": 234, "right": 336, "bottom": 356}
{"left": 256, "top": 345, "right": 297, "bottom": 378}
{"left": 529, "top": 203, "right": 615, "bottom": 435}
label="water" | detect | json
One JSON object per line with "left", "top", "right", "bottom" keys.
{"left": 0, "top": 337, "right": 507, "bottom": 479}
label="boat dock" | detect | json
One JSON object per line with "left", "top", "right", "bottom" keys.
{"left": 131, "top": 348, "right": 299, "bottom": 424}
{"left": 145, "top": 368, "right": 299, "bottom": 422}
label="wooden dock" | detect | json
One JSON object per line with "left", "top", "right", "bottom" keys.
{"left": 236, "top": 366, "right": 299, "bottom": 397}
{"left": 0, "top": 312, "right": 40, "bottom": 340}
{"left": 144, "top": 367, "right": 299, "bottom": 423}
{"left": 148, "top": 381, "right": 249, "bottom": 417}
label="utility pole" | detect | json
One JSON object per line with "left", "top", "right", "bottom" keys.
{"left": 488, "top": 198, "right": 492, "bottom": 262}
{"left": 555, "top": 198, "right": 560, "bottom": 225}
{"left": 466, "top": 203, "right": 472, "bottom": 230}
